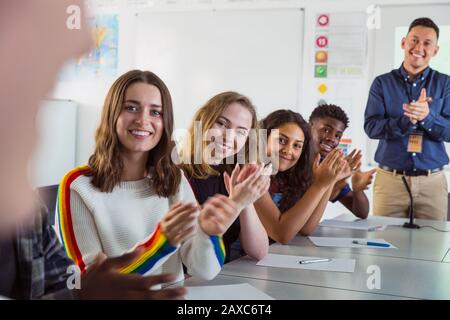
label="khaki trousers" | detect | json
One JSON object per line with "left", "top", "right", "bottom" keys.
{"left": 373, "top": 167, "right": 448, "bottom": 221}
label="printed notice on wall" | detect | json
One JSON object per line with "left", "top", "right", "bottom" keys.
{"left": 127, "top": 0, "right": 157, "bottom": 7}
{"left": 314, "top": 12, "right": 367, "bottom": 78}
{"left": 86, "top": 0, "right": 120, "bottom": 10}
{"left": 59, "top": 14, "right": 119, "bottom": 81}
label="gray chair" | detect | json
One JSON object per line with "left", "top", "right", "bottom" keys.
{"left": 448, "top": 193, "right": 450, "bottom": 221}
{"left": 36, "top": 185, "right": 59, "bottom": 226}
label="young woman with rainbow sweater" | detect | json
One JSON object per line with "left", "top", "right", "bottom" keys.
{"left": 56, "top": 70, "right": 241, "bottom": 284}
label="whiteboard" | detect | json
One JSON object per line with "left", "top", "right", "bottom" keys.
{"left": 368, "top": 3, "right": 450, "bottom": 166}
{"left": 29, "top": 99, "right": 77, "bottom": 187}
{"left": 134, "top": 9, "right": 304, "bottom": 132}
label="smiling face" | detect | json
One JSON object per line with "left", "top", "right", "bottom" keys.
{"left": 267, "top": 122, "right": 305, "bottom": 172}
{"left": 205, "top": 102, "right": 253, "bottom": 161}
{"left": 116, "top": 82, "right": 164, "bottom": 157}
{"left": 401, "top": 26, "right": 439, "bottom": 76}
{"left": 310, "top": 117, "right": 345, "bottom": 158}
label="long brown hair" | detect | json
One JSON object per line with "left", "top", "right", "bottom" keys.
{"left": 179, "top": 91, "right": 259, "bottom": 179}
{"left": 88, "top": 70, "right": 181, "bottom": 196}
{"left": 260, "top": 109, "right": 314, "bottom": 212}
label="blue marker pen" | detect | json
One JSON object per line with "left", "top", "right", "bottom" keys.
{"left": 352, "top": 240, "right": 390, "bottom": 247}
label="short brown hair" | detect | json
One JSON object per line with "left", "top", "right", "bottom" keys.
{"left": 88, "top": 70, "right": 181, "bottom": 196}
{"left": 408, "top": 17, "right": 439, "bottom": 39}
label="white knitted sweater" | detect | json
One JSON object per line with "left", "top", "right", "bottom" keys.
{"left": 55, "top": 168, "right": 224, "bottom": 283}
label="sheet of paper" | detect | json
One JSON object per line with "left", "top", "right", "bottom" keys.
{"left": 186, "top": 283, "right": 274, "bottom": 300}
{"left": 257, "top": 253, "right": 355, "bottom": 273}
{"left": 308, "top": 237, "right": 397, "bottom": 249}
{"left": 330, "top": 214, "right": 407, "bottom": 226}
{"left": 319, "top": 219, "right": 388, "bottom": 231}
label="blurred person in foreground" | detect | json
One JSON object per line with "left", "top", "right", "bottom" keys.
{"left": 0, "top": 0, "right": 185, "bottom": 300}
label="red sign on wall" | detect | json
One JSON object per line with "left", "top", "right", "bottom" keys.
{"left": 317, "top": 14, "right": 329, "bottom": 27}
{"left": 315, "top": 36, "right": 328, "bottom": 48}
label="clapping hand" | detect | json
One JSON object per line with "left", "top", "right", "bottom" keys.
{"left": 351, "top": 168, "right": 376, "bottom": 192}
{"left": 403, "top": 88, "right": 432, "bottom": 124}
{"left": 313, "top": 149, "right": 348, "bottom": 186}
{"left": 160, "top": 202, "right": 199, "bottom": 246}
{"left": 199, "top": 195, "right": 240, "bottom": 236}
{"left": 79, "top": 249, "right": 186, "bottom": 300}
{"left": 345, "top": 149, "right": 362, "bottom": 173}
{"left": 223, "top": 163, "right": 272, "bottom": 211}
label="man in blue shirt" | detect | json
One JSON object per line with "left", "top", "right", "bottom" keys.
{"left": 310, "top": 104, "right": 376, "bottom": 219}
{"left": 364, "top": 17, "right": 449, "bottom": 220}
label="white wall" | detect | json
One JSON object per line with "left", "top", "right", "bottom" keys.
{"left": 29, "top": 99, "right": 77, "bottom": 187}
{"left": 48, "top": 0, "right": 450, "bottom": 218}
{"left": 134, "top": 9, "right": 304, "bottom": 131}
{"left": 51, "top": 8, "right": 138, "bottom": 163}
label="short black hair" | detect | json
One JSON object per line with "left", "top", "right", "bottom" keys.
{"left": 309, "top": 104, "right": 349, "bottom": 129}
{"left": 408, "top": 17, "right": 439, "bottom": 39}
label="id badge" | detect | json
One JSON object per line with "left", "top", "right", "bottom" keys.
{"left": 407, "top": 131, "right": 423, "bottom": 153}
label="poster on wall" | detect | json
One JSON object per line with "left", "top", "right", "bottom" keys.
{"left": 314, "top": 13, "right": 329, "bottom": 79}
{"left": 338, "top": 138, "right": 352, "bottom": 156}
{"left": 60, "top": 14, "right": 119, "bottom": 81}
{"left": 86, "top": 0, "right": 120, "bottom": 10}
{"left": 327, "top": 12, "right": 366, "bottom": 78}
{"left": 314, "top": 12, "right": 367, "bottom": 79}
{"left": 127, "top": 0, "right": 157, "bottom": 7}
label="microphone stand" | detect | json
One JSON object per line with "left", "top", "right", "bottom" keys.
{"left": 401, "top": 176, "right": 420, "bottom": 229}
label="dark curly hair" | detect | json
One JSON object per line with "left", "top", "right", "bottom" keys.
{"left": 260, "top": 110, "right": 314, "bottom": 213}
{"left": 308, "top": 104, "right": 349, "bottom": 129}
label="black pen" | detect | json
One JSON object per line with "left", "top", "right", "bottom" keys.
{"left": 298, "top": 258, "right": 332, "bottom": 264}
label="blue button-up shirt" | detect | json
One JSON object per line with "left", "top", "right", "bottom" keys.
{"left": 364, "top": 64, "right": 450, "bottom": 170}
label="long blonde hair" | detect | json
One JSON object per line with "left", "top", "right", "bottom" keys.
{"left": 88, "top": 70, "right": 181, "bottom": 196}
{"left": 179, "top": 91, "right": 259, "bottom": 179}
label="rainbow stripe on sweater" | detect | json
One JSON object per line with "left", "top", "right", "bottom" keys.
{"left": 58, "top": 165, "right": 226, "bottom": 274}
{"left": 57, "top": 165, "right": 176, "bottom": 275}
{"left": 210, "top": 235, "right": 226, "bottom": 267}
{"left": 57, "top": 165, "right": 92, "bottom": 273}
{"left": 120, "top": 224, "right": 177, "bottom": 275}
{"left": 119, "top": 226, "right": 226, "bottom": 274}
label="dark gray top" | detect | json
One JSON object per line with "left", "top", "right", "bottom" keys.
{"left": 0, "top": 236, "right": 17, "bottom": 297}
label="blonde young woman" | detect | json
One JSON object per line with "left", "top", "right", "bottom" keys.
{"left": 180, "top": 92, "right": 270, "bottom": 263}
{"left": 56, "top": 70, "right": 241, "bottom": 284}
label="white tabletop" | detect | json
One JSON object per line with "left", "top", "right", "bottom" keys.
{"left": 292, "top": 215, "right": 450, "bottom": 262}
{"left": 220, "top": 245, "right": 450, "bottom": 299}
{"left": 184, "top": 214, "right": 450, "bottom": 299}
{"left": 179, "top": 274, "right": 413, "bottom": 300}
